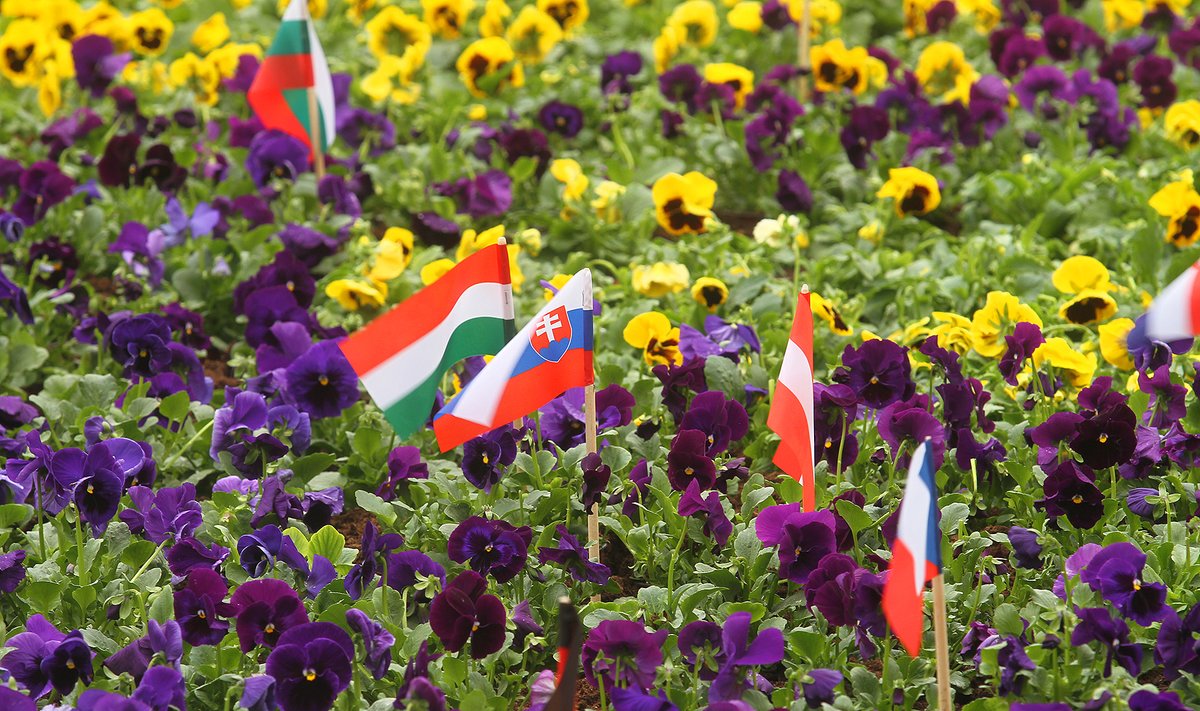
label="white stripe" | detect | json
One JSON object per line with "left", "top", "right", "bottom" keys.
{"left": 308, "top": 23, "right": 336, "bottom": 149}
{"left": 283, "top": 0, "right": 306, "bottom": 20}
{"left": 444, "top": 269, "right": 592, "bottom": 427}
{"left": 896, "top": 441, "right": 932, "bottom": 597}
{"left": 360, "top": 282, "right": 513, "bottom": 408}
{"left": 776, "top": 339, "right": 814, "bottom": 458}
{"left": 1147, "top": 265, "right": 1197, "bottom": 342}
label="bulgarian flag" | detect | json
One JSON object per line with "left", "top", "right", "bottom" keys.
{"left": 337, "top": 244, "right": 516, "bottom": 440}
{"left": 248, "top": 0, "right": 335, "bottom": 158}
{"left": 768, "top": 288, "right": 817, "bottom": 511}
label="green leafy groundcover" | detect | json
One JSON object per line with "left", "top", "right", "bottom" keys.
{"left": 2, "top": 0, "right": 1200, "bottom": 709}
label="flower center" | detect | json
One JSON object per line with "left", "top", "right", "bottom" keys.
{"left": 286, "top": 280, "right": 295, "bottom": 291}
{"left": 1099, "top": 434, "right": 1108, "bottom": 444}
{"left": 824, "top": 437, "right": 833, "bottom": 449}
{"left": 1071, "top": 494, "right": 1083, "bottom": 504}
{"left": 304, "top": 668, "right": 316, "bottom": 681}
{"left": 66, "top": 660, "right": 75, "bottom": 670}
{"left": 197, "top": 610, "right": 206, "bottom": 619}
{"left": 87, "top": 484, "right": 95, "bottom": 494}
{"left": 265, "top": 623, "right": 275, "bottom": 634}
{"left": 482, "top": 454, "right": 490, "bottom": 464}
{"left": 870, "top": 376, "right": 879, "bottom": 384}
{"left": 319, "top": 376, "right": 329, "bottom": 386}
{"left": 685, "top": 467, "right": 694, "bottom": 476}
{"left": 1133, "top": 579, "right": 1142, "bottom": 591}
{"left": 471, "top": 622, "right": 480, "bottom": 632}
{"left": 793, "top": 547, "right": 802, "bottom": 556}
{"left": 485, "top": 544, "right": 494, "bottom": 552}
{"left": 139, "top": 349, "right": 148, "bottom": 358}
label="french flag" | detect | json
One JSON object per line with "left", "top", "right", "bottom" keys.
{"left": 882, "top": 439, "right": 943, "bottom": 658}
{"left": 1146, "top": 259, "right": 1200, "bottom": 341}
{"left": 433, "top": 269, "right": 594, "bottom": 451}
{"left": 768, "top": 290, "right": 816, "bottom": 511}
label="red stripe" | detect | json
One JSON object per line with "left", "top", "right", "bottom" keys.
{"left": 435, "top": 348, "right": 593, "bottom": 451}
{"left": 248, "top": 54, "right": 314, "bottom": 148}
{"left": 554, "top": 647, "right": 569, "bottom": 684}
{"left": 1188, "top": 263, "right": 1200, "bottom": 333}
{"left": 769, "top": 384, "right": 815, "bottom": 511}
{"left": 339, "top": 245, "right": 510, "bottom": 375}
{"left": 882, "top": 542, "right": 925, "bottom": 658}
{"left": 792, "top": 292, "right": 814, "bottom": 363}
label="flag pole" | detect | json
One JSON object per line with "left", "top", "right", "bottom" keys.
{"left": 931, "top": 574, "right": 953, "bottom": 711}
{"left": 583, "top": 281, "right": 601, "bottom": 603}
{"left": 299, "top": 0, "right": 325, "bottom": 179}
{"left": 544, "top": 596, "right": 582, "bottom": 711}
{"left": 797, "top": 0, "right": 812, "bottom": 102}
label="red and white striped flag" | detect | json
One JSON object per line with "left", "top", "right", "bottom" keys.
{"left": 1146, "top": 259, "right": 1200, "bottom": 341}
{"left": 768, "top": 288, "right": 816, "bottom": 511}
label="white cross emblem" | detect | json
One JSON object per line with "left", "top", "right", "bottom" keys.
{"left": 535, "top": 313, "right": 563, "bottom": 342}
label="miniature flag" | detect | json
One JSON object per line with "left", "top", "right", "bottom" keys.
{"left": 1145, "top": 259, "right": 1200, "bottom": 341}
{"left": 248, "top": 0, "right": 335, "bottom": 157}
{"left": 882, "top": 440, "right": 943, "bottom": 657}
{"left": 434, "top": 269, "right": 594, "bottom": 451}
{"left": 768, "top": 290, "right": 816, "bottom": 511}
{"left": 337, "top": 244, "right": 515, "bottom": 441}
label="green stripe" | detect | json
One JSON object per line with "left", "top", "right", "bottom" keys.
{"left": 267, "top": 19, "right": 310, "bottom": 57}
{"left": 283, "top": 88, "right": 316, "bottom": 143}
{"left": 380, "top": 316, "right": 511, "bottom": 439}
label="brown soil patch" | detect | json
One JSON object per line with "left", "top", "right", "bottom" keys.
{"left": 332, "top": 508, "right": 377, "bottom": 551}
{"left": 574, "top": 678, "right": 601, "bottom": 709}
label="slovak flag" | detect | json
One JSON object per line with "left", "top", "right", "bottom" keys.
{"left": 1146, "top": 259, "right": 1200, "bottom": 341}
{"left": 433, "top": 269, "right": 594, "bottom": 451}
{"left": 768, "top": 290, "right": 816, "bottom": 511}
{"left": 882, "top": 439, "right": 943, "bottom": 658}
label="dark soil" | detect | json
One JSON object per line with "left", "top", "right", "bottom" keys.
{"left": 86, "top": 275, "right": 117, "bottom": 299}
{"left": 600, "top": 530, "right": 643, "bottom": 602}
{"left": 332, "top": 508, "right": 377, "bottom": 551}
{"left": 202, "top": 353, "right": 239, "bottom": 392}
{"left": 719, "top": 211, "right": 766, "bottom": 236}
{"left": 574, "top": 678, "right": 601, "bottom": 709}
{"left": 1139, "top": 668, "right": 1170, "bottom": 691}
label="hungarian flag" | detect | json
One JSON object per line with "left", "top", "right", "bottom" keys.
{"left": 434, "top": 269, "right": 594, "bottom": 451}
{"left": 337, "top": 244, "right": 515, "bottom": 440}
{"left": 1146, "top": 259, "right": 1200, "bottom": 341}
{"left": 882, "top": 439, "right": 943, "bottom": 657}
{"left": 248, "top": 0, "right": 335, "bottom": 158}
{"left": 768, "top": 290, "right": 817, "bottom": 511}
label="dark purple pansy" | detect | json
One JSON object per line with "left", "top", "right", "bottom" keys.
{"left": 537, "top": 525, "right": 610, "bottom": 584}
{"left": 13, "top": 161, "right": 75, "bottom": 226}
{"left": 461, "top": 425, "right": 520, "bottom": 492}
{"left": 343, "top": 521, "right": 404, "bottom": 600}
{"left": 1071, "top": 607, "right": 1143, "bottom": 677}
{"left": 447, "top": 516, "right": 532, "bottom": 583}
{"left": 678, "top": 480, "right": 733, "bottom": 546}
{"left": 1007, "top": 527, "right": 1043, "bottom": 569}
{"left": 679, "top": 391, "right": 749, "bottom": 456}
{"left": 708, "top": 612, "right": 785, "bottom": 702}
{"left": 284, "top": 341, "right": 360, "bottom": 420}
{"left": 582, "top": 619, "right": 668, "bottom": 691}
{"left": 173, "top": 568, "right": 233, "bottom": 646}
{"left": 756, "top": 505, "right": 837, "bottom": 584}
{"left": 776, "top": 169, "right": 813, "bottom": 213}
{"left": 539, "top": 385, "right": 635, "bottom": 450}
{"left": 245, "top": 131, "right": 311, "bottom": 188}
{"left": 429, "top": 571, "right": 507, "bottom": 659}
{"left": 837, "top": 339, "right": 914, "bottom": 409}
{"left": 377, "top": 446, "right": 429, "bottom": 500}
{"left": 666, "top": 429, "right": 717, "bottom": 492}
{"left": 230, "top": 577, "right": 311, "bottom": 652}
{"left": 346, "top": 609, "right": 395, "bottom": 680}
{"left": 1, "top": 615, "right": 93, "bottom": 698}
{"left": 538, "top": 100, "right": 585, "bottom": 137}
{"left": 265, "top": 622, "right": 355, "bottom": 711}
{"left": 581, "top": 452, "right": 612, "bottom": 512}
{"left": 1036, "top": 460, "right": 1104, "bottom": 529}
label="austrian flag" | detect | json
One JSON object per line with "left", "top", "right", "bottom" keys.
{"left": 248, "top": 0, "right": 335, "bottom": 157}
{"left": 434, "top": 269, "right": 594, "bottom": 451}
{"left": 768, "top": 290, "right": 817, "bottom": 511}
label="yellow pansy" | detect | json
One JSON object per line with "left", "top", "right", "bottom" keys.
{"left": 1052, "top": 256, "right": 1114, "bottom": 294}
{"left": 903, "top": 0, "right": 938, "bottom": 36}
{"left": 123, "top": 59, "right": 169, "bottom": 93}
{"left": 592, "top": 181, "right": 625, "bottom": 223}
{"left": 858, "top": 219, "right": 885, "bottom": 243}
{"left": 0, "top": 19, "right": 46, "bottom": 87}
{"left": 455, "top": 225, "right": 525, "bottom": 291}
{"left": 970, "top": 291, "right": 1042, "bottom": 358}
{"left": 276, "top": 0, "right": 327, "bottom": 18}
{"left": 519, "top": 228, "right": 542, "bottom": 256}
{"left": 691, "top": 277, "right": 729, "bottom": 311}
{"left": 703, "top": 63, "right": 754, "bottom": 109}
{"left": 168, "top": 52, "right": 220, "bottom": 106}
{"left": 812, "top": 292, "right": 852, "bottom": 336}
{"left": 623, "top": 312, "right": 683, "bottom": 366}
{"left": 653, "top": 26, "right": 680, "bottom": 73}
{"left": 930, "top": 311, "right": 974, "bottom": 354}
{"left": 421, "top": 259, "right": 457, "bottom": 285}
{"left": 346, "top": 0, "right": 377, "bottom": 23}
{"left": 362, "top": 54, "right": 424, "bottom": 104}
{"left": 367, "top": 227, "right": 415, "bottom": 282}
{"left": 191, "top": 13, "right": 229, "bottom": 54}
{"left": 666, "top": 0, "right": 718, "bottom": 48}
{"left": 542, "top": 273, "right": 572, "bottom": 300}
{"left": 81, "top": 2, "right": 128, "bottom": 45}
{"left": 423, "top": 0, "right": 473, "bottom": 38}
{"left": 651, "top": 171, "right": 718, "bottom": 236}
{"left": 480, "top": 0, "right": 512, "bottom": 36}
{"left": 506, "top": 6, "right": 562, "bottom": 64}
{"left": 955, "top": 0, "right": 1000, "bottom": 32}
{"left": 538, "top": 0, "right": 588, "bottom": 34}
{"left": 1148, "top": 175, "right": 1200, "bottom": 248}
{"left": 877, "top": 167, "right": 941, "bottom": 217}
{"left": 1101, "top": 0, "right": 1143, "bottom": 32}
{"left": 456, "top": 37, "right": 524, "bottom": 97}
{"left": 1058, "top": 291, "right": 1118, "bottom": 325}
{"left": 550, "top": 159, "right": 589, "bottom": 200}
{"left": 727, "top": 2, "right": 763, "bottom": 32}
{"left": 207, "top": 43, "right": 264, "bottom": 79}
{"left": 783, "top": 0, "right": 842, "bottom": 34}
{"left": 127, "top": 8, "right": 173, "bottom": 56}
{"left": 365, "top": 7, "right": 431, "bottom": 75}
{"left": 1165, "top": 101, "right": 1200, "bottom": 149}
{"left": 1099, "top": 318, "right": 1135, "bottom": 370}
{"left": 326, "top": 279, "right": 388, "bottom": 311}
{"left": 1032, "top": 337, "right": 1097, "bottom": 388}
{"left": 632, "top": 262, "right": 691, "bottom": 297}
{"left": 915, "top": 41, "right": 978, "bottom": 104}
{"left": 811, "top": 39, "right": 870, "bottom": 94}
{"left": 38, "top": 59, "right": 60, "bottom": 117}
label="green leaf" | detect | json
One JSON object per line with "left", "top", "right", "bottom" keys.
{"left": 733, "top": 527, "right": 761, "bottom": 561}
{"left": 121, "top": 539, "right": 159, "bottom": 570}
{"left": 148, "top": 586, "right": 174, "bottom": 623}
{"left": 704, "top": 356, "right": 743, "bottom": 401}
{"left": 159, "top": 391, "right": 191, "bottom": 422}
{"left": 835, "top": 499, "right": 874, "bottom": 535}
{"left": 0, "top": 504, "right": 33, "bottom": 529}
{"left": 291, "top": 453, "right": 338, "bottom": 480}
{"left": 355, "top": 490, "right": 398, "bottom": 526}
{"left": 940, "top": 502, "right": 970, "bottom": 533}
{"left": 22, "top": 581, "right": 61, "bottom": 614}
{"left": 994, "top": 602, "right": 1023, "bottom": 636}
{"left": 283, "top": 527, "right": 311, "bottom": 559}
{"left": 310, "top": 525, "right": 346, "bottom": 562}
{"left": 720, "top": 601, "right": 766, "bottom": 622}
{"left": 637, "top": 586, "right": 668, "bottom": 616}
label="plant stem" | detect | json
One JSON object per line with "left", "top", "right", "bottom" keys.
{"left": 162, "top": 419, "right": 214, "bottom": 470}
{"left": 75, "top": 505, "right": 88, "bottom": 589}
{"left": 132, "top": 541, "right": 167, "bottom": 584}
{"left": 665, "top": 524, "right": 689, "bottom": 611}
{"left": 880, "top": 633, "right": 895, "bottom": 709}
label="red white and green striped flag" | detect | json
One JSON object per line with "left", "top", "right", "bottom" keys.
{"left": 337, "top": 244, "right": 516, "bottom": 440}
{"left": 248, "top": 0, "right": 335, "bottom": 158}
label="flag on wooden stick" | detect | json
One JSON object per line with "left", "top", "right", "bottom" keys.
{"left": 1145, "top": 259, "right": 1200, "bottom": 341}
{"left": 768, "top": 288, "right": 817, "bottom": 510}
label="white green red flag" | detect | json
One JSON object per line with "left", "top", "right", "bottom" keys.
{"left": 248, "top": 0, "right": 335, "bottom": 158}
{"left": 768, "top": 290, "right": 817, "bottom": 511}
{"left": 337, "top": 244, "right": 515, "bottom": 440}
{"left": 433, "top": 269, "right": 594, "bottom": 451}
